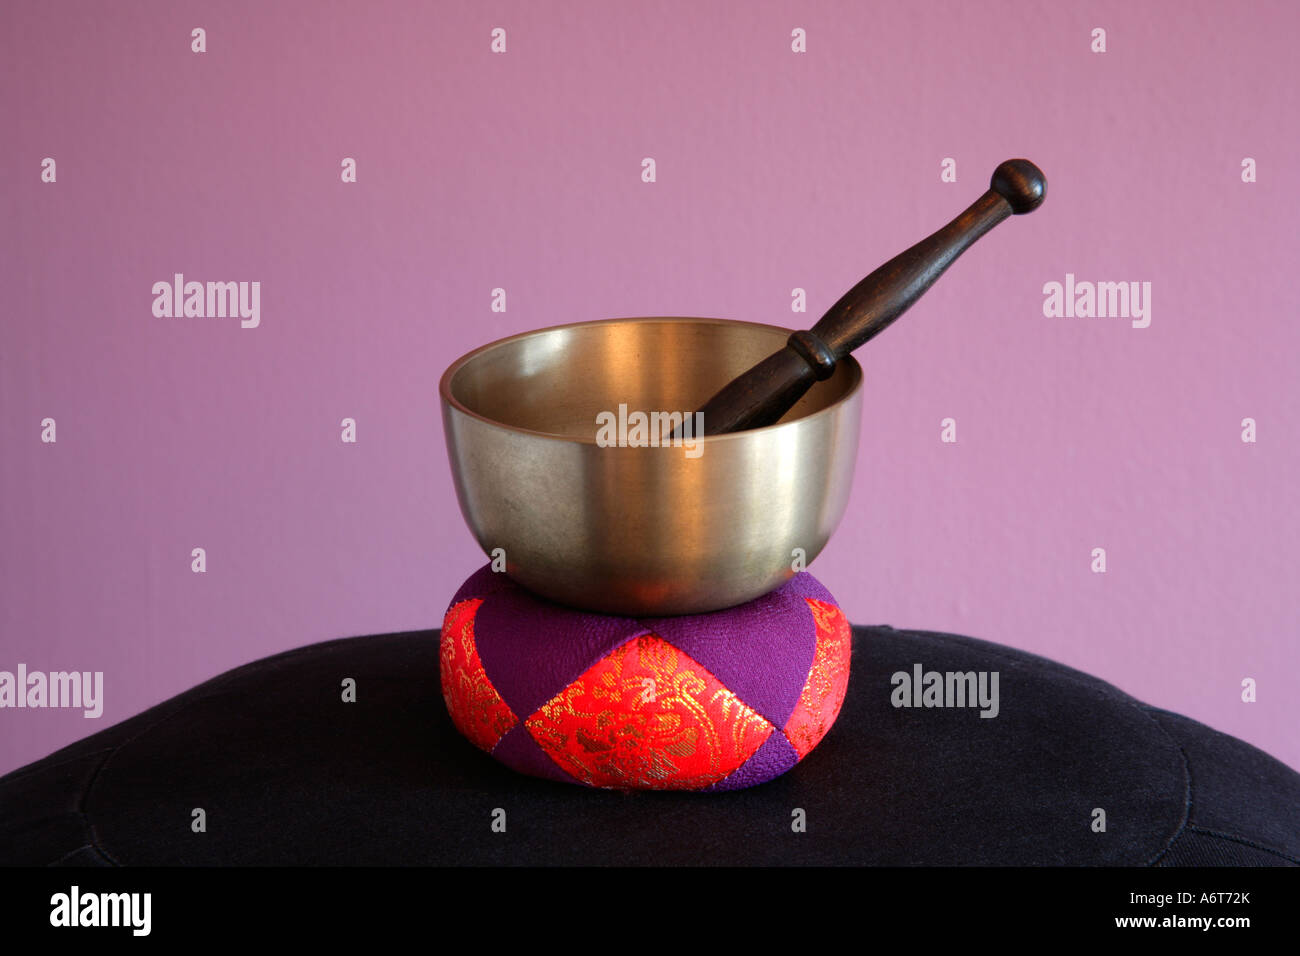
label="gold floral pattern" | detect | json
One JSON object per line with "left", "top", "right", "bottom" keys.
{"left": 525, "top": 634, "right": 774, "bottom": 790}
{"left": 783, "top": 598, "right": 852, "bottom": 758}
{"left": 440, "top": 598, "right": 518, "bottom": 752}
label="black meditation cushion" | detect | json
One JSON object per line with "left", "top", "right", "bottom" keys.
{"left": 1, "top": 625, "right": 1296, "bottom": 866}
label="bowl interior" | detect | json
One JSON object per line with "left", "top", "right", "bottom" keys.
{"left": 444, "top": 317, "right": 860, "bottom": 439}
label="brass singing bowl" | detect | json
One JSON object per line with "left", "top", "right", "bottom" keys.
{"left": 439, "top": 317, "right": 863, "bottom": 616}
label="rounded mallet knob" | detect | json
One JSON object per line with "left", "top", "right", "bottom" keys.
{"left": 991, "top": 159, "right": 1047, "bottom": 214}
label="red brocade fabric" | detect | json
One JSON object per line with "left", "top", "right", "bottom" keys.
{"left": 784, "top": 599, "right": 853, "bottom": 758}
{"left": 525, "top": 634, "right": 774, "bottom": 790}
{"left": 439, "top": 576, "right": 852, "bottom": 791}
{"left": 439, "top": 598, "right": 517, "bottom": 752}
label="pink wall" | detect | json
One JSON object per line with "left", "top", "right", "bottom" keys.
{"left": 3, "top": 0, "right": 1296, "bottom": 775}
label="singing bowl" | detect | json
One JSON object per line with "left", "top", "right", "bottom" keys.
{"left": 439, "top": 317, "right": 863, "bottom": 616}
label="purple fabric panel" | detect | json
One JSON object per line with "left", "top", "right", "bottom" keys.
{"left": 473, "top": 583, "right": 648, "bottom": 720}
{"left": 782, "top": 571, "right": 836, "bottom": 606}
{"left": 638, "top": 577, "right": 819, "bottom": 728}
{"left": 490, "top": 723, "right": 579, "bottom": 786}
{"left": 704, "top": 731, "right": 800, "bottom": 792}
{"left": 447, "top": 563, "right": 516, "bottom": 609}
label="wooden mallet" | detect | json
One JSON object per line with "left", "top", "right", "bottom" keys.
{"left": 679, "top": 159, "right": 1046, "bottom": 437}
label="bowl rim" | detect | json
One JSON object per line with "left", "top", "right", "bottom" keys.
{"left": 438, "top": 316, "right": 864, "bottom": 446}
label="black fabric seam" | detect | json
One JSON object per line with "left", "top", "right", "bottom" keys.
{"left": 74, "top": 636, "right": 378, "bottom": 867}
{"left": 1183, "top": 825, "right": 1300, "bottom": 864}
{"left": 912, "top": 629, "right": 1192, "bottom": 866}
{"left": 0, "top": 747, "right": 117, "bottom": 786}
{"left": 47, "top": 841, "right": 114, "bottom": 867}
{"left": 1143, "top": 729, "right": 1193, "bottom": 867}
